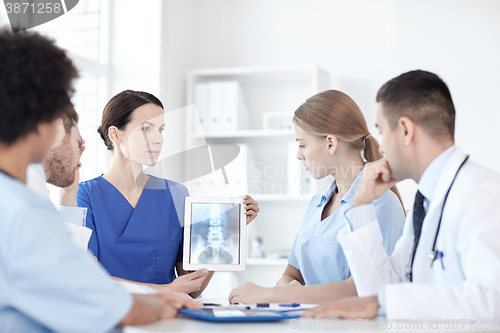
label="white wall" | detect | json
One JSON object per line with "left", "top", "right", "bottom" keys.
{"left": 162, "top": 0, "right": 500, "bottom": 208}
{"left": 109, "top": 0, "right": 162, "bottom": 97}
{"left": 161, "top": 1, "right": 500, "bottom": 295}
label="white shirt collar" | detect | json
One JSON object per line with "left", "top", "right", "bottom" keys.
{"left": 418, "top": 145, "right": 456, "bottom": 204}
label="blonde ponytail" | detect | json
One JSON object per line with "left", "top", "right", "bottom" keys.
{"left": 363, "top": 135, "right": 382, "bottom": 163}
{"left": 293, "top": 90, "right": 405, "bottom": 213}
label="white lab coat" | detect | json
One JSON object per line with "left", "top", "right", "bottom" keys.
{"left": 338, "top": 148, "right": 500, "bottom": 320}
{"left": 26, "top": 164, "right": 92, "bottom": 251}
{"left": 26, "top": 164, "right": 155, "bottom": 294}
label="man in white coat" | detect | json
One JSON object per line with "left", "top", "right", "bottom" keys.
{"left": 27, "top": 106, "right": 92, "bottom": 250}
{"left": 303, "top": 70, "right": 500, "bottom": 321}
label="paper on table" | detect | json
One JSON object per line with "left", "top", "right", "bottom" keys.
{"left": 115, "top": 280, "right": 156, "bottom": 294}
{"left": 64, "top": 222, "right": 92, "bottom": 251}
{"left": 212, "top": 309, "right": 246, "bottom": 317}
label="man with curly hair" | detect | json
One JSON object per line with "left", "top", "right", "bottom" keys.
{"left": 0, "top": 30, "right": 200, "bottom": 332}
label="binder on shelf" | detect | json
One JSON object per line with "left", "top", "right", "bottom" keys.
{"left": 223, "top": 81, "right": 248, "bottom": 132}
{"left": 208, "top": 81, "right": 224, "bottom": 133}
{"left": 193, "top": 82, "right": 210, "bottom": 133}
{"left": 193, "top": 80, "right": 248, "bottom": 134}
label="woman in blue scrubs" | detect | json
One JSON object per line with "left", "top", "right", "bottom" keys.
{"left": 78, "top": 90, "right": 259, "bottom": 297}
{"left": 229, "top": 90, "right": 405, "bottom": 304}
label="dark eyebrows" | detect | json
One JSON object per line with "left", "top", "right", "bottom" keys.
{"left": 142, "top": 121, "right": 165, "bottom": 128}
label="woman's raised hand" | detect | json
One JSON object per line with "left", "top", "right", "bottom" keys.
{"left": 242, "top": 195, "right": 260, "bottom": 225}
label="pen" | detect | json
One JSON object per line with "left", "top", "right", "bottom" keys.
{"left": 439, "top": 251, "right": 445, "bottom": 270}
{"left": 202, "top": 302, "right": 221, "bottom": 306}
{"left": 203, "top": 305, "right": 250, "bottom": 310}
{"left": 279, "top": 303, "right": 300, "bottom": 307}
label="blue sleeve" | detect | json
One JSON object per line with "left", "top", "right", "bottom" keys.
{"left": 176, "top": 228, "right": 184, "bottom": 263}
{"left": 372, "top": 190, "right": 405, "bottom": 255}
{"left": 77, "top": 184, "right": 99, "bottom": 258}
{"left": 168, "top": 180, "right": 189, "bottom": 263}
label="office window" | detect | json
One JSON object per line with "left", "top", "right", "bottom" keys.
{"left": 34, "top": 0, "right": 109, "bottom": 182}
{"left": 72, "top": 73, "right": 103, "bottom": 182}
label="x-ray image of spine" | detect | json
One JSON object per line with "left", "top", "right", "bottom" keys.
{"left": 190, "top": 203, "right": 240, "bottom": 265}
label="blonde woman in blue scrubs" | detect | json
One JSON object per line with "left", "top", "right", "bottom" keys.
{"left": 229, "top": 90, "right": 405, "bottom": 304}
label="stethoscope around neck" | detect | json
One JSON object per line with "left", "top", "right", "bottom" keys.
{"left": 406, "top": 155, "right": 470, "bottom": 281}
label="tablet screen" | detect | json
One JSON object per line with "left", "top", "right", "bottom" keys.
{"left": 189, "top": 203, "right": 241, "bottom": 265}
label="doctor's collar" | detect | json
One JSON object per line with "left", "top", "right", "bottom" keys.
{"left": 418, "top": 145, "right": 456, "bottom": 203}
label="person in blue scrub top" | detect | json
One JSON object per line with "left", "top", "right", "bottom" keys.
{"left": 78, "top": 90, "right": 260, "bottom": 297}
{"left": 229, "top": 90, "right": 406, "bottom": 304}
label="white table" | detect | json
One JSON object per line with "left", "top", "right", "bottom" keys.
{"left": 126, "top": 317, "right": 499, "bottom": 333}
{"left": 124, "top": 299, "right": 499, "bottom": 332}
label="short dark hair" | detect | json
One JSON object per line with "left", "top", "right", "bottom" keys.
{"left": 376, "top": 70, "right": 455, "bottom": 139}
{"left": 61, "top": 105, "right": 79, "bottom": 135}
{"left": 97, "top": 90, "right": 163, "bottom": 150}
{"left": 0, "top": 29, "right": 78, "bottom": 145}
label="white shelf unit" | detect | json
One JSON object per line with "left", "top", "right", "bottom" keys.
{"left": 185, "top": 65, "right": 329, "bottom": 268}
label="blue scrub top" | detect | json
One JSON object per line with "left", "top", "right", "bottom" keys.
{"left": 77, "top": 175, "right": 188, "bottom": 284}
{"left": 288, "top": 169, "right": 405, "bottom": 286}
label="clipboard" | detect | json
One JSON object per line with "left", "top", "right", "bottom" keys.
{"left": 179, "top": 308, "right": 300, "bottom": 322}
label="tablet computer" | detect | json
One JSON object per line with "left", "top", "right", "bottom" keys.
{"left": 183, "top": 197, "right": 246, "bottom": 271}
{"left": 179, "top": 309, "right": 300, "bottom": 322}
